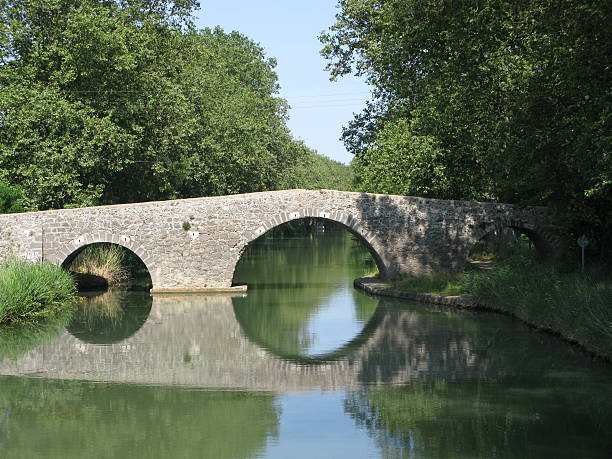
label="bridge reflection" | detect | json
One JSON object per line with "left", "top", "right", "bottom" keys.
{"left": 0, "top": 292, "right": 531, "bottom": 391}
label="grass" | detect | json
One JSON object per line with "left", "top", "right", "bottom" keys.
{"left": 70, "top": 243, "right": 129, "bottom": 287}
{"left": 384, "top": 252, "right": 612, "bottom": 359}
{"left": 464, "top": 255, "right": 612, "bottom": 359}
{"left": 390, "top": 272, "right": 465, "bottom": 296}
{"left": 0, "top": 259, "right": 77, "bottom": 325}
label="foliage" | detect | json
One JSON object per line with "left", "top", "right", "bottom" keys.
{"left": 69, "top": 243, "right": 129, "bottom": 287}
{"left": 0, "top": 180, "right": 25, "bottom": 213}
{"left": 0, "top": 0, "right": 330, "bottom": 210}
{"left": 321, "top": 0, "right": 612, "bottom": 256}
{"left": 280, "top": 141, "right": 355, "bottom": 191}
{"left": 0, "top": 260, "right": 77, "bottom": 324}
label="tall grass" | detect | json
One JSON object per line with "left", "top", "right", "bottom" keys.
{"left": 384, "top": 243, "right": 612, "bottom": 359}
{"left": 70, "top": 244, "right": 129, "bottom": 287}
{"left": 0, "top": 260, "right": 77, "bottom": 324}
{"left": 464, "top": 255, "right": 612, "bottom": 359}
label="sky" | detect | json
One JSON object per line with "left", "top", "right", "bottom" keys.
{"left": 194, "top": 1, "right": 371, "bottom": 164}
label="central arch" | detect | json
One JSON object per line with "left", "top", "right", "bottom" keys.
{"left": 227, "top": 210, "right": 390, "bottom": 285}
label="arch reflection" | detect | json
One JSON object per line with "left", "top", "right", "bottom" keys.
{"left": 232, "top": 220, "right": 380, "bottom": 362}
{"left": 66, "top": 290, "right": 152, "bottom": 344}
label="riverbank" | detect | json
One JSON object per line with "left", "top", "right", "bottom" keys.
{"left": 0, "top": 260, "right": 77, "bottom": 324}
{"left": 355, "top": 262, "right": 612, "bottom": 361}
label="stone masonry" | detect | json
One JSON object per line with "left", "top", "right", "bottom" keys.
{"left": 0, "top": 189, "right": 559, "bottom": 292}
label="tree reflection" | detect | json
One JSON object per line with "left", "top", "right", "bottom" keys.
{"left": 0, "top": 376, "right": 279, "bottom": 459}
{"left": 345, "top": 378, "right": 612, "bottom": 458}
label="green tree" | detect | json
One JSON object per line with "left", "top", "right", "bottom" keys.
{"left": 0, "top": 0, "right": 309, "bottom": 209}
{"left": 321, "top": 0, "right": 611, "bottom": 257}
{"left": 0, "top": 180, "right": 24, "bottom": 213}
{"left": 280, "top": 140, "right": 356, "bottom": 191}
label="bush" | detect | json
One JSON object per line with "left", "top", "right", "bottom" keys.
{"left": 0, "top": 260, "right": 77, "bottom": 324}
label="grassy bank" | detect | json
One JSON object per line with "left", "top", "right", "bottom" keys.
{"left": 0, "top": 260, "right": 77, "bottom": 324}
{"left": 386, "top": 256, "right": 612, "bottom": 359}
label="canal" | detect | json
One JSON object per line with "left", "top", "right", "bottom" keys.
{"left": 0, "top": 222, "right": 610, "bottom": 458}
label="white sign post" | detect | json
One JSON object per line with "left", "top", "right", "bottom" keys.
{"left": 577, "top": 235, "right": 589, "bottom": 272}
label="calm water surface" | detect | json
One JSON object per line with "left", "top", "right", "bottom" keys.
{"left": 0, "top": 227, "right": 610, "bottom": 458}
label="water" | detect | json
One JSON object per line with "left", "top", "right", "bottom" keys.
{"left": 0, "top": 226, "right": 610, "bottom": 458}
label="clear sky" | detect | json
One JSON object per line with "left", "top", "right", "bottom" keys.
{"left": 194, "top": 1, "right": 370, "bottom": 164}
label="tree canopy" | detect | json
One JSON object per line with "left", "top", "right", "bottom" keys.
{"left": 321, "top": 0, "right": 611, "bottom": 256}
{"left": 0, "top": 0, "right": 347, "bottom": 210}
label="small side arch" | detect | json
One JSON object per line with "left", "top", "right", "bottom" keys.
{"left": 466, "top": 217, "right": 561, "bottom": 265}
{"left": 47, "top": 232, "right": 158, "bottom": 288}
{"left": 226, "top": 208, "right": 391, "bottom": 284}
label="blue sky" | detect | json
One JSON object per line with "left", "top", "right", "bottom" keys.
{"left": 195, "top": 1, "right": 370, "bottom": 164}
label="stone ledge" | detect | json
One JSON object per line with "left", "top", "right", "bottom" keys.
{"left": 354, "top": 277, "right": 481, "bottom": 309}
{"left": 150, "top": 285, "right": 247, "bottom": 296}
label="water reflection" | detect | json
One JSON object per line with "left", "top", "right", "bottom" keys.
{"left": 345, "top": 378, "right": 612, "bottom": 458}
{"left": 0, "top": 376, "right": 279, "bottom": 459}
{"left": 232, "top": 227, "right": 378, "bottom": 359}
{"left": 66, "top": 291, "right": 152, "bottom": 344}
{"left": 0, "top": 310, "right": 73, "bottom": 361}
{"left": 0, "top": 225, "right": 610, "bottom": 458}
{"left": 1, "top": 293, "right": 609, "bottom": 393}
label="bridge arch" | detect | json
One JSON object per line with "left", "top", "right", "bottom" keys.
{"left": 466, "top": 217, "right": 561, "bottom": 265}
{"left": 227, "top": 209, "right": 391, "bottom": 284}
{"left": 47, "top": 232, "right": 158, "bottom": 288}
{"left": 232, "top": 297, "right": 387, "bottom": 365}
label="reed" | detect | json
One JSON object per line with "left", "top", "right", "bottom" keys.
{"left": 0, "top": 260, "right": 77, "bottom": 324}
{"left": 70, "top": 244, "right": 129, "bottom": 287}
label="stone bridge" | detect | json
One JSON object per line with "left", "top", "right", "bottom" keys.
{"left": 0, "top": 189, "right": 559, "bottom": 292}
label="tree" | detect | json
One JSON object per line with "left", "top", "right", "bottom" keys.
{"left": 0, "top": 180, "right": 24, "bottom": 213}
{"left": 321, "top": 0, "right": 611, "bottom": 257}
{"left": 0, "top": 0, "right": 311, "bottom": 209}
{"left": 280, "top": 140, "right": 355, "bottom": 192}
